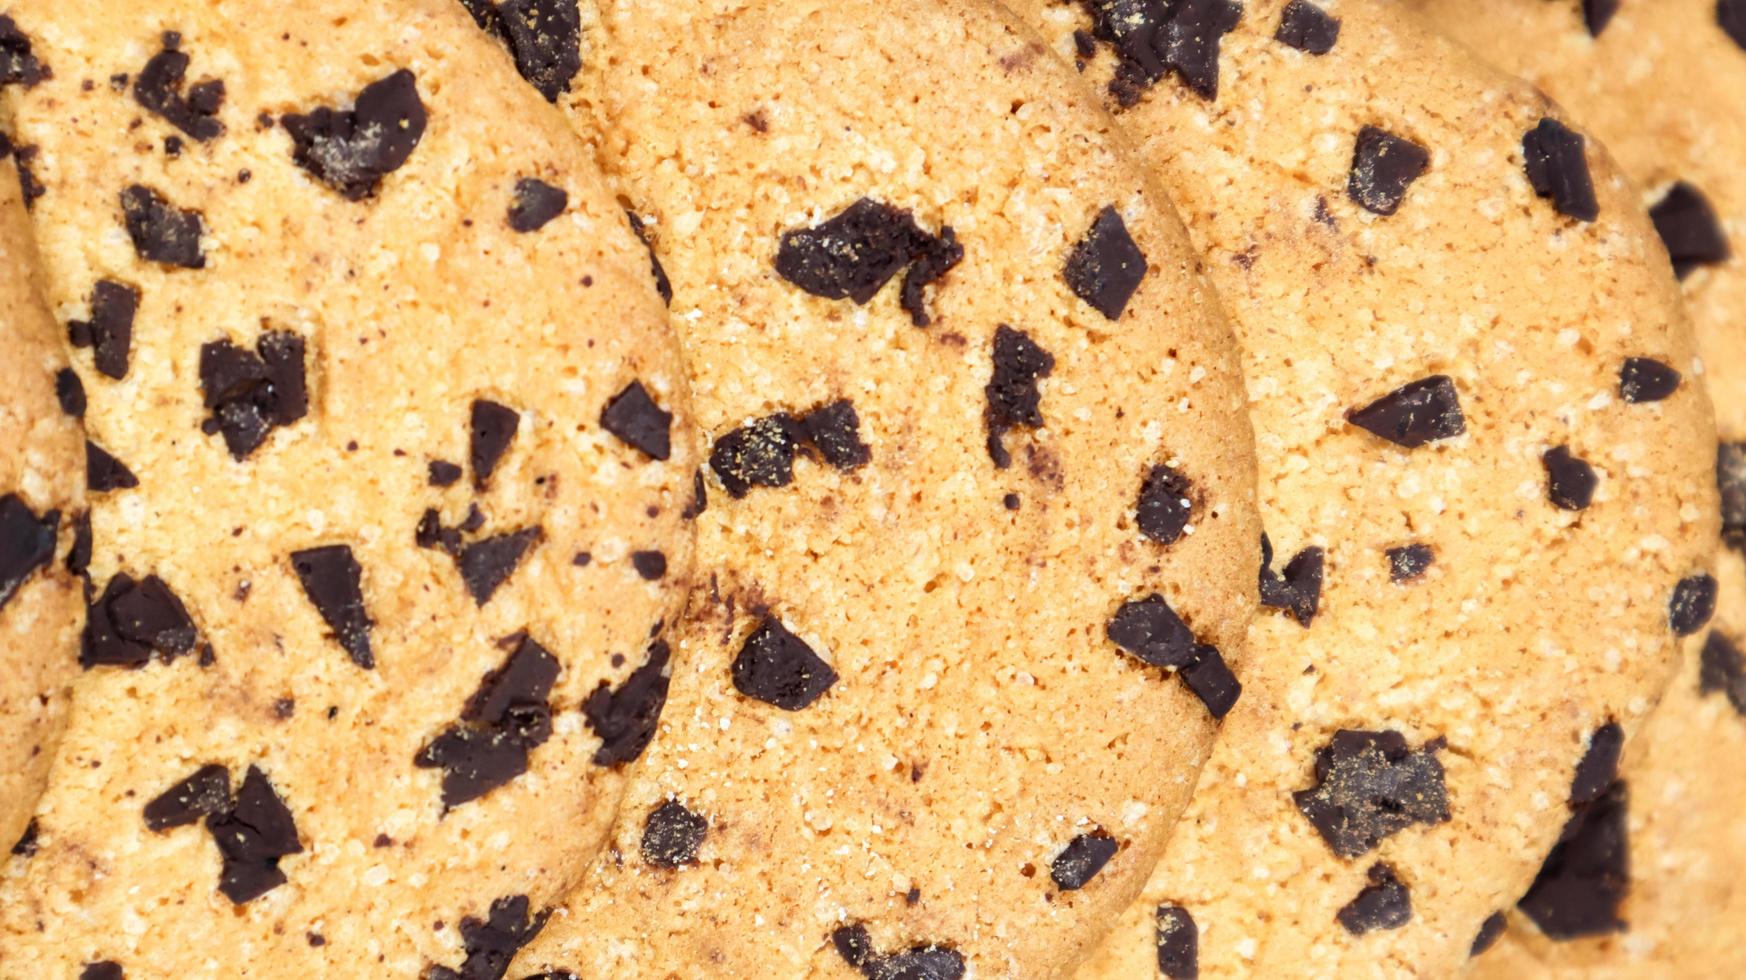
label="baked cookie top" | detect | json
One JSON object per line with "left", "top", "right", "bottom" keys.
{"left": 476, "top": 0, "right": 1262, "bottom": 975}
{"left": 0, "top": 111, "right": 84, "bottom": 858}
{"left": 1400, "top": 0, "right": 1746, "bottom": 973}
{"left": 0, "top": 0, "right": 695, "bottom": 975}
{"left": 1000, "top": 0, "right": 1719, "bottom": 976}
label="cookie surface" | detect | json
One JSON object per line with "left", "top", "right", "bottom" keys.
{"left": 1003, "top": 0, "right": 1719, "bottom": 975}
{"left": 1400, "top": 0, "right": 1746, "bottom": 974}
{"left": 0, "top": 120, "right": 84, "bottom": 856}
{"left": 0, "top": 1, "right": 695, "bottom": 975}
{"left": 469, "top": 0, "right": 1262, "bottom": 975}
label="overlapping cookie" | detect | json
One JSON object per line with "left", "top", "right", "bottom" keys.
{"left": 0, "top": 0, "right": 696, "bottom": 974}
{"left": 998, "top": 0, "right": 1720, "bottom": 975}
{"left": 461, "top": 0, "right": 1263, "bottom": 974}
{"left": 1399, "top": 0, "right": 1746, "bottom": 974}
{"left": 0, "top": 95, "right": 83, "bottom": 857}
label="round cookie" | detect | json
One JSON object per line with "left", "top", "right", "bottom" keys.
{"left": 1000, "top": 0, "right": 1720, "bottom": 976}
{"left": 1398, "top": 0, "right": 1746, "bottom": 973}
{"left": 0, "top": 116, "right": 84, "bottom": 856}
{"left": 0, "top": 1, "right": 696, "bottom": 975}
{"left": 468, "top": 0, "right": 1262, "bottom": 975}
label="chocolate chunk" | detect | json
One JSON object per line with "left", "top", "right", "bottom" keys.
{"left": 66, "top": 512, "right": 91, "bottom": 576}
{"left": 11, "top": 818, "right": 37, "bottom": 857}
{"left": 458, "top": 526, "right": 542, "bottom": 605}
{"left": 416, "top": 636, "right": 558, "bottom": 807}
{"left": 830, "top": 924, "right": 966, "bottom": 980}
{"left": 68, "top": 280, "right": 139, "bottom": 380}
{"left": 1570, "top": 722, "right": 1622, "bottom": 806}
{"left": 1722, "top": 0, "right": 1746, "bottom": 51}
{"left": 1517, "top": 781, "right": 1628, "bottom": 938}
{"left": 79, "top": 964, "right": 123, "bottom": 980}
{"left": 495, "top": 0, "right": 583, "bottom": 102}
{"left": 775, "top": 198, "right": 958, "bottom": 325}
{"left": 1181, "top": 643, "right": 1241, "bottom": 719}
{"left": 1543, "top": 446, "right": 1597, "bottom": 511}
{"left": 1337, "top": 863, "right": 1412, "bottom": 935}
{"left": 1699, "top": 630, "right": 1746, "bottom": 716}
{"left": 1348, "top": 375, "right": 1465, "bottom": 448}
{"left": 0, "top": 494, "right": 58, "bottom": 612}
{"left": 1259, "top": 538, "right": 1323, "bottom": 627}
{"left": 599, "top": 381, "right": 672, "bottom": 461}
{"left": 710, "top": 414, "right": 800, "bottom": 497}
{"left": 1670, "top": 574, "right": 1718, "bottom": 636}
{"left": 1522, "top": 118, "right": 1599, "bottom": 222}
{"left": 86, "top": 441, "right": 138, "bottom": 493}
{"left": 1387, "top": 543, "right": 1434, "bottom": 583}
{"left": 631, "top": 550, "right": 667, "bottom": 581}
{"left": 1107, "top": 594, "right": 1198, "bottom": 668}
{"left": 1074, "top": 0, "right": 1170, "bottom": 105}
{"left": 1155, "top": 904, "right": 1198, "bottom": 978}
{"left": 9, "top": 142, "right": 41, "bottom": 208}
{"left": 1618, "top": 357, "right": 1680, "bottom": 403}
{"left": 732, "top": 617, "right": 838, "bottom": 711}
{"left": 641, "top": 799, "right": 708, "bottom": 869}
{"left": 1275, "top": 0, "right": 1340, "bottom": 53}
{"left": 55, "top": 368, "right": 85, "bottom": 417}
{"left": 207, "top": 765, "right": 303, "bottom": 904}
{"left": 1650, "top": 181, "right": 1730, "bottom": 279}
{"left": 900, "top": 227, "right": 963, "bottom": 327}
{"left": 797, "top": 400, "right": 871, "bottom": 471}
{"left": 1583, "top": 0, "right": 1620, "bottom": 35}
{"left": 81, "top": 573, "right": 199, "bottom": 669}
{"left": 1064, "top": 205, "right": 1149, "bottom": 321}
{"left": 1137, "top": 463, "right": 1194, "bottom": 545}
{"left": 426, "top": 894, "right": 550, "bottom": 980}
{"left": 582, "top": 640, "right": 671, "bottom": 766}
{"left": 133, "top": 35, "right": 225, "bottom": 141}
{"left": 626, "top": 210, "right": 673, "bottom": 306}
{"left": 1156, "top": 0, "right": 1243, "bottom": 99}
{"left": 1719, "top": 442, "right": 1746, "bottom": 550}
{"left": 1294, "top": 729, "right": 1450, "bottom": 858}
{"left": 1347, "top": 127, "right": 1429, "bottom": 216}
{"left": 120, "top": 185, "right": 205, "bottom": 269}
{"left": 469, "top": 399, "right": 519, "bottom": 488}
{"left": 282, "top": 69, "right": 427, "bottom": 200}
{"left": 429, "top": 460, "right": 463, "bottom": 487}
{"left": 508, "top": 177, "right": 567, "bottom": 232}
{"left": 144, "top": 763, "right": 231, "bottom": 831}
{"left": 681, "top": 468, "right": 708, "bottom": 520}
{"left": 984, "top": 325, "right": 1054, "bottom": 469}
{"left": 1050, "top": 829, "right": 1118, "bottom": 890}
{"left": 1470, "top": 911, "right": 1507, "bottom": 957}
{"left": 290, "top": 544, "right": 374, "bottom": 669}
{"left": 198, "top": 331, "right": 308, "bottom": 459}
{"left": 0, "top": 15, "right": 49, "bottom": 89}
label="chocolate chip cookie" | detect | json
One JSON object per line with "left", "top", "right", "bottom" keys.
{"left": 1002, "top": 0, "right": 1720, "bottom": 975}
{"left": 0, "top": 1, "right": 696, "bottom": 974}
{"left": 467, "top": 0, "right": 1263, "bottom": 975}
{"left": 1402, "top": 0, "right": 1746, "bottom": 973}
{"left": 0, "top": 114, "right": 84, "bottom": 858}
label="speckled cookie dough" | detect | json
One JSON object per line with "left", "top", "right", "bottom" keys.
{"left": 0, "top": 109, "right": 84, "bottom": 858}
{"left": 465, "top": 0, "right": 1263, "bottom": 975}
{"left": 999, "top": 0, "right": 1720, "bottom": 976}
{"left": 0, "top": 0, "right": 696, "bottom": 975}
{"left": 1400, "top": 0, "right": 1746, "bottom": 975}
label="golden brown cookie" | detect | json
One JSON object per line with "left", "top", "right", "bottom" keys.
{"left": 1400, "top": 0, "right": 1746, "bottom": 974}
{"left": 465, "top": 0, "right": 1263, "bottom": 975}
{"left": 996, "top": 0, "right": 1720, "bottom": 975}
{"left": 0, "top": 92, "right": 84, "bottom": 858}
{"left": 0, "top": 0, "right": 695, "bottom": 974}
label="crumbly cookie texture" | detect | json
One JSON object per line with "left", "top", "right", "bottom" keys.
{"left": 1000, "top": 0, "right": 1720, "bottom": 976}
{"left": 0, "top": 119, "right": 84, "bottom": 856}
{"left": 468, "top": 0, "right": 1262, "bottom": 975}
{"left": 0, "top": 1, "right": 695, "bottom": 975}
{"left": 1401, "top": 0, "right": 1746, "bottom": 974}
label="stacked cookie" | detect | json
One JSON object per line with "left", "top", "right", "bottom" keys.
{"left": 0, "top": 0, "right": 1731, "bottom": 978}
